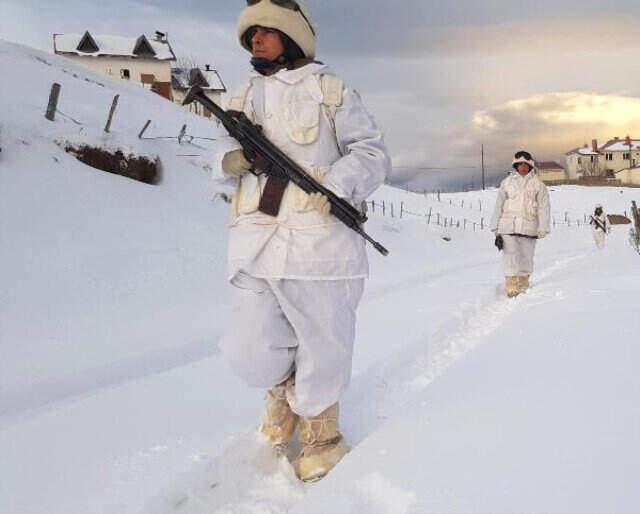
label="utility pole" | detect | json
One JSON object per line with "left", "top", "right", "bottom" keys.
{"left": 481, "top": 143, "right": 486, "bottom": 190}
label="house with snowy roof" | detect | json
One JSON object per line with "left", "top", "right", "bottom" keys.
{"left": 535, "top": 161, "right": 566, "bottom": 184}
{"left": 171, "top": 65, "right": 226, "bottom": 118}
{"left": 53, "top": 31, "right": 177, "bottom": 99}
{"left": 565, "top": 140, "right": 603, "bottom": 179}
{"left": 599, "top": 136, "right": 640, "bottom": 183}
{"left": 565, "top": 136, "right": 640, "bottom": 186}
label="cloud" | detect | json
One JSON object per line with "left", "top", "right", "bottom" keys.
{"left": 470, "top": 91, "right": 640, "bottom": 165}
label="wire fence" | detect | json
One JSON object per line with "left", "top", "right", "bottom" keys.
{"left": 44, "top": 82, "right": 216, "bottom": 153}
{"left": 366, "top": 197, "right": 631, "bottom": 234}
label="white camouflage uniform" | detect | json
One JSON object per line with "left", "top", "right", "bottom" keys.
{"left": 491, "top": 169, "right": 551, "bottom": 277}
{"left": 590, "top": 212, "right": 609, "bottom": 249}
{"left": 216, "top": 63, "right": 390, "bottom": 417}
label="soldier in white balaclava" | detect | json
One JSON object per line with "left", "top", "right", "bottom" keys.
{"left": 216, "top": 0, "right": 391, "bottom": 482}
{"left": 590, "top": 204, "right": 610, "bottom": 249}
{"left": 491, "top": 151, "right": 551, "bottom": 297}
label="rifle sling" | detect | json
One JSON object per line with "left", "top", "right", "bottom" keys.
{"left": 258, "top": 176, "right": 289, "bottom": 217}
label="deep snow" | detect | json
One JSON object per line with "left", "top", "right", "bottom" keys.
{"left": 1, "top": 40, "right": 639, "bottom": 514}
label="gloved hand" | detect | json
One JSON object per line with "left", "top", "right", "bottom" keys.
{"left": 222, "top": 149, "right": 252, "bottom": 178}
{"left": 494, "top": 234, "right": 504, "bottom": 251}
{"left": 309, "top": 192, "right": 331, "bottom": 216}
{"left": 537, "top": 231, "right": 548, "bottom": 239}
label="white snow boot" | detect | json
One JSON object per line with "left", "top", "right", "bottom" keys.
{"left": 259, "top": 375, "right": 298, "bottom": 449}
{"left": 505, "top": 276, "right": 520, "bottom": 297}
{"left": 294, "top": 403, "right": 349, "bottom": 482}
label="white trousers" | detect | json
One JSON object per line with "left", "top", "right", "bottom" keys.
{"left": 502, "top": 235, "right": 537, "bottom": 276}
{"left": 219, "top": 273, "right": 364, "bottom": 417}
{"left": 592, "top": 229, "right": 606, "bottom": 249}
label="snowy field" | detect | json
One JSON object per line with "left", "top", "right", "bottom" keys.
{"left": 1, "top": 40, "right": 639, "bottom": 514}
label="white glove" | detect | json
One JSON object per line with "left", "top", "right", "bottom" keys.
{"left": 222, "top": 149, "right": 251, "bottom": 178}
{"left": 309, "top": 192, "right": 331, "bottom": 216}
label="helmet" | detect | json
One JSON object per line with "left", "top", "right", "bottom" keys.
{"left": 238, "top": 0, "right": 316, "bottom": 59}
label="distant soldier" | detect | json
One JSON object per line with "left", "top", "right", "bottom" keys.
{"left": 491, "top": 150, "right": 551, "bottom": 297}
{"left": 590, "top": 204, "right": 610, "bottom": 249}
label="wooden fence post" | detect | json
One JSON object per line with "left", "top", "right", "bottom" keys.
{"left": 400, "top": 201, "right": 404, "bottom": 219}
{"left": 45, "top": 83, "right": 61, "bottom": 122}
{"left": 104, "top": 94, "right": 119, "bottom": 133}
{"left": 426, "top": 207, "right": 432, "bottom": 224}
{"left": 138, "top": 119, "right": 152, "bottom": 139}
{"left": 178, "top": 124, "right": 187, "bottom": 144}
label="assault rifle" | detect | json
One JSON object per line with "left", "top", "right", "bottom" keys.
{"left": 590, "top": 215, "right": 607, "bottom": 232}
{"left": 182, "top": 86, "right": 389, "bottom": 256}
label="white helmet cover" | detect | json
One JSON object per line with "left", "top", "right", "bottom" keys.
{"left": 238, "top": 0, "right": 316, "bottom": 59}
{"left": 512, "top": 155, "right": 536, "bottom": 171}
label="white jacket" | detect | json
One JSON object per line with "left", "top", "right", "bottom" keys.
{"left": 215, "top": 63, "right": 391, "bottom": 280}
{"left": 490, "top": 170, "right": 551, "bottom": 237}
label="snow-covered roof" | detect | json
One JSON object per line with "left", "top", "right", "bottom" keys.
{"left": 171, "top": 67, "right": 226, "bottom": 92}
{"left": 600, "top": 138, "right": 640, "bottom": 152}
{"left": 54, "top": 32, "right": 176, "bottom": 61}
{"left": 566, "top": 147, "right": 600, "bottom": 156}
{"left": 203, "top": 69, "right": 226, "bottom": 91}
{"left": 536, "top": 161, "right": 564, "bottom": 170}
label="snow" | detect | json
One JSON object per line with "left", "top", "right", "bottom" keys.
{"left": 2, "top": 39, "right": 640, "bottom": 514}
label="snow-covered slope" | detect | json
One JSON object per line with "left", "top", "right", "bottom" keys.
{"left": 1, "top": 40, "right": 639, "bottom": 514}
{"left": 0, "top": 40, "right": 230, "bottom": 414}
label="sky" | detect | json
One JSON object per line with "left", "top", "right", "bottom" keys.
{"left": 3, "top": 0, "right": 640, "bottom": 179}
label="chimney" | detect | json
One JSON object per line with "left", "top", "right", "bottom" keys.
{"left": 205, "top": 64, "right": 210, "bottom": 72}
{"left": 625, "top": 135, "right": 632, "bottom": 146}
{"left": 614, "top": 136, "right": 620, "bottom": 140}
{"left": 592, "top": 139, "right": 598, "bottom": 152}
{"left": 583, "top": 143, "right": 588, "bottom": 148}
{"left": 154, "top": 30, "right": 166, "bottom": 42}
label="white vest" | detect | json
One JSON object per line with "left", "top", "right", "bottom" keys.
{"left": 215, "top": 63, "right": 391, "bottom": 280}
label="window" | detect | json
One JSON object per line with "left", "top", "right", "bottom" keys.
{"left": 590, "top": 156, "right": 595, "bottom": 162}
{"left": 120, "top": 69, "right": 130, "bottom": 80}
{"left": 606, "top": 153, "right": 613, "bottom": 161}
{"left": 577, "top": 157, "right": 582, "bottom": 164}
{"left": 623, "top": 152, "right": 631, "bottom": 160}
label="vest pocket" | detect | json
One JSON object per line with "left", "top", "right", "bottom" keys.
{"left": 283, "top": 99, "right": 320, "bottom": 145}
